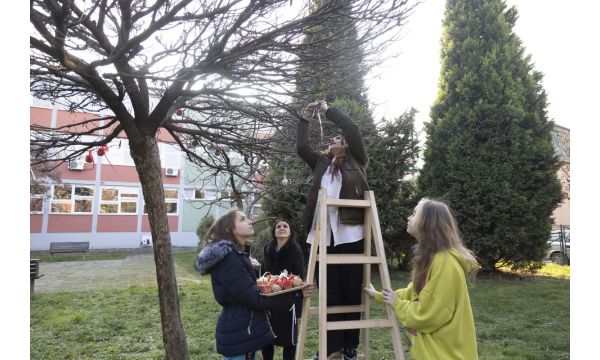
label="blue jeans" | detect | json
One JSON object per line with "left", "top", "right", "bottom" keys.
{"left": 223, "top": 353, "right": 257, "bottom": 360}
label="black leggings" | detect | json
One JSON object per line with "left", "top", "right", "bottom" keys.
{"left": 261, "top": 343, "right": 295, "bottom": 360}
{"left": 316, "top": 238, "right": 365, "bottom": 355}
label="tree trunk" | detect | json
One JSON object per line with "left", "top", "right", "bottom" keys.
{"left": 130, "top": 136, "right": 189, "bottom": 359}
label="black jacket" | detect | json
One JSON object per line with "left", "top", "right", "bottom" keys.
{"left": 262, "top": 239, "right": 305, "bottom": 346}
{"left": 195, "top": 240, "right": 300, "bottom": 356}
{"left": 296, "top": 108, "right": 370, "bottom": 233}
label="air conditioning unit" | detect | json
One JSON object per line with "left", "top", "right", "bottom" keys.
{"left": 165, "top": 167, "right": 179, "bottom": 177}
{"left": 68, "top": 160, "right": 85, "bottom": 171}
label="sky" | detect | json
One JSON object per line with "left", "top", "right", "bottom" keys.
{"left": 366, "top": 0, "right": 595, "bottom": 132}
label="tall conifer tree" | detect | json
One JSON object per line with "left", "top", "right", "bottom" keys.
{"left": 262, "top": 0, "right": 420, "bottom": 263}
{"left": 419, "top": 0, "right": 562, "bottom": 271}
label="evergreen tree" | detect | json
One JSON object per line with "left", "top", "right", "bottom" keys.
{"left": 263, "top": 0, "right": 420, "bottom": 265}
{"left": 418, "top": 0, "right": 563, "bottom": 271}
{"left": 263, "top": 0, "right": 375, "bottom": 248}
{"left": 366, "top": 110, "right": 420, "bottom": 269}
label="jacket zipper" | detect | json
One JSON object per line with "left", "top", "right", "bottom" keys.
{"left": 247, "top": 310, "right": 254, "bottom": 335}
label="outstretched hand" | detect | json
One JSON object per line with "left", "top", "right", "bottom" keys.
{"left": 302, "top": 101, "right": 320, "bottom": 120}
{"left": 302, "top": 283, "right": 314, "bottom": 298}
{"left": 317, "top": 100, "right": 328, "bottom": 113}
{"left": 363, "top": 282, "right": 377, "bottom": 298}
{"left": 302, "top": 100, "right": 328, "bottom": 120}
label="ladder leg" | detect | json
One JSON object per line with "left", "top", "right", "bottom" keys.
{"left": 296, "top": 230, "right": 319, "bottom": 360}
{"left": 368, "top": 191, "right": 405, "bottom": 360}
{"left": 362, "top": 195, "right": 374, "bottom": 360}
{"left": 318, "top": 189, "right": 328, "bottom": 358}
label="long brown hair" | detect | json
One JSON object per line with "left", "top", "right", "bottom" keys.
{"left": 322, "top": 133, "right": 347, "bottom": 178}
{"left": 410, "top": 198, "right": 478, "bottom": 292}
{"left": 204, "top": 209, "right": 244, "bottom": 248}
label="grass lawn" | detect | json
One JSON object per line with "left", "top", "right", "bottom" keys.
{"left": 30, "top": 250, "right": 131, "bottom": 262}
{"left": 30, "top": 252, "right": 569, "bottom": 359}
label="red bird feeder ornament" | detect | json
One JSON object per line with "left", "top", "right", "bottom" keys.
{"left": 97, "top": 144, "right": 108, "bottom": 156}
{"left": 85, "top": 150, "right": 94, "bottom": 163}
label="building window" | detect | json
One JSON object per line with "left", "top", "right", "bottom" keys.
{"left": 220, "top": 191, "right": 232, "bottom": 199}
{"left": 50, "top": 184, "right": 94, "bottom": 214}
{"left": 100, "top": 186, "right": 139, "bottom": 214}
{"left": 219, "top": 190, "right": 236, "bottom": 206}
{"left": 251, "top": 204, "right": 263, "bottom": 219}
{"left": 194, "top": 189, "right": 206, "bottom": 200}
{"left": 30, "top": 184, "right": 48, "bottom": 213}
{"left": 144, "top": 188, "right": 178, "bottom": 214}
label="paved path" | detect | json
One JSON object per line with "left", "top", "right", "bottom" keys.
{"left": 34, "top": 253, "right": 201, "bottom": 293}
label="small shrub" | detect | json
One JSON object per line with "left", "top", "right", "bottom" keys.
{"left": 196, "top": 214, "right": 215, "bottom": 250}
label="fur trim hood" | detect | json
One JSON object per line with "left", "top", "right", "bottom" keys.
{"left": 195, "top": 239, "right": 236, "bottom": 274}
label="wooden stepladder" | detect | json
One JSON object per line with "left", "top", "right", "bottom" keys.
{"left": 296, "top": 189, "right": 405, "bottom": 360}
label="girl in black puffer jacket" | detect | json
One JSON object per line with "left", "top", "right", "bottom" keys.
{"left": 195, "top": 210, "right": 313, "bottom": 360}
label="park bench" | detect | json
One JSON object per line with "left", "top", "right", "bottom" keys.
{"left": 49, "top": 241, "right": 90, "bottom": 260}
{"left": 30, "top": 259, "right": 44, "bottom": 294}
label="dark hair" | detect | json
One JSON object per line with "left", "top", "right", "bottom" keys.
{"left": 204, "top": 209, "right": 244, "bottom": 248}
{"left": 324, "top": 133, "right": 347, "bottom": 178}
{"left": 271, "top": 218, "right": 296, "bottom": 243}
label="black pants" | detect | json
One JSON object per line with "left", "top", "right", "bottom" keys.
{"left": 261, "top": 343, "right": 295, "bottom": 360}
{"left": 316, "top": 238, "right": 365, "bottom": 355}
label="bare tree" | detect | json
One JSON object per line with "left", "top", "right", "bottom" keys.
{"left": 30, "top": 0, "right": 414, "bottom": 357}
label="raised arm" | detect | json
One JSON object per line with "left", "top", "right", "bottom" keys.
{"left": 296, "top": 104, "right": 321, "bottom": 170}
{"left": 324, "top": 106, "right": 368, "bottom": 167}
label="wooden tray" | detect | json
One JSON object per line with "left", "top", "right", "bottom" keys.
{"left": 260, "top": 283, "right": 309, "bottom": 297}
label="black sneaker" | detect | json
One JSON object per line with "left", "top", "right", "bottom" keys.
{"left": 312, "top": 352, "right": 319, "bottom": 360}
{"left": 342, "top": 348, "right": 357, "bottom": 360}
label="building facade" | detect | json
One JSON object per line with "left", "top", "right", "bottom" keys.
{"left": 30, "top": 104, "right": 258, "bottom": 250}
{"left": 551, "top": 124, "right": 570, "bottom": 228}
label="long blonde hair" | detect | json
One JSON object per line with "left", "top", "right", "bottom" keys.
{"left": 410, "top": 198, "right": 478, "bottom": 292}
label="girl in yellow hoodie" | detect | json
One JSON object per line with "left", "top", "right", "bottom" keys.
{"left": 365, "top": 198, "right": 479, "bottom": 359}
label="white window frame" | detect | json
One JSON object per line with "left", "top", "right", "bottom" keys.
{"left": 194, "top": 188, "right": 206, "bottom": 200}
{"left": 50, "top": 184, "right": 95, "bottom": 214}
{"left": 143, "top": 188, "right": 179, "bottom": 215}
{"left": 204, "top": 190, "right": 218, "bottom": 200}
{"left": 251, "top": 204, "right": 263, "bottom": 219}
{"left": 218, "top": 190, "right": 236, "bottom": 207}
{"left": 99, "top": 186, "right": 139, "bottom": 215}
{"left": 30, "top": 184, "right": 48, "bottom": 214}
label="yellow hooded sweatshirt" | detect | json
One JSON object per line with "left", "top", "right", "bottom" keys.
{"left": 374, "top": 250, "right": 478, "bottom": 359}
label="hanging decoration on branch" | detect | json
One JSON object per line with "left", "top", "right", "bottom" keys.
{"left": 83, "top": 144, "right": 117, "bottom": 172}
{"left": 85, "top": 150, "right": 94, "bottom": 164}
{"left": 281, "top": 155, "right": 290, "bottom": 187}
{"left": 97, "top": 144, "right": 108, "bottom": 156}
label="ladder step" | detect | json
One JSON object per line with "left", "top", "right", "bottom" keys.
{"left": 308, "top": 305, "right": 365, "bottom": 315}
{"left": 304, "top": 352, "right": 365, "bottom": 360}
{"left": 318, "top": 254, "right": 381, "bottom": 264}
{"left": 327, "top": 319, "right": 393, "bottom": 331}
{"left": 325, "top": 199, "right": 371, "bottom": 208}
